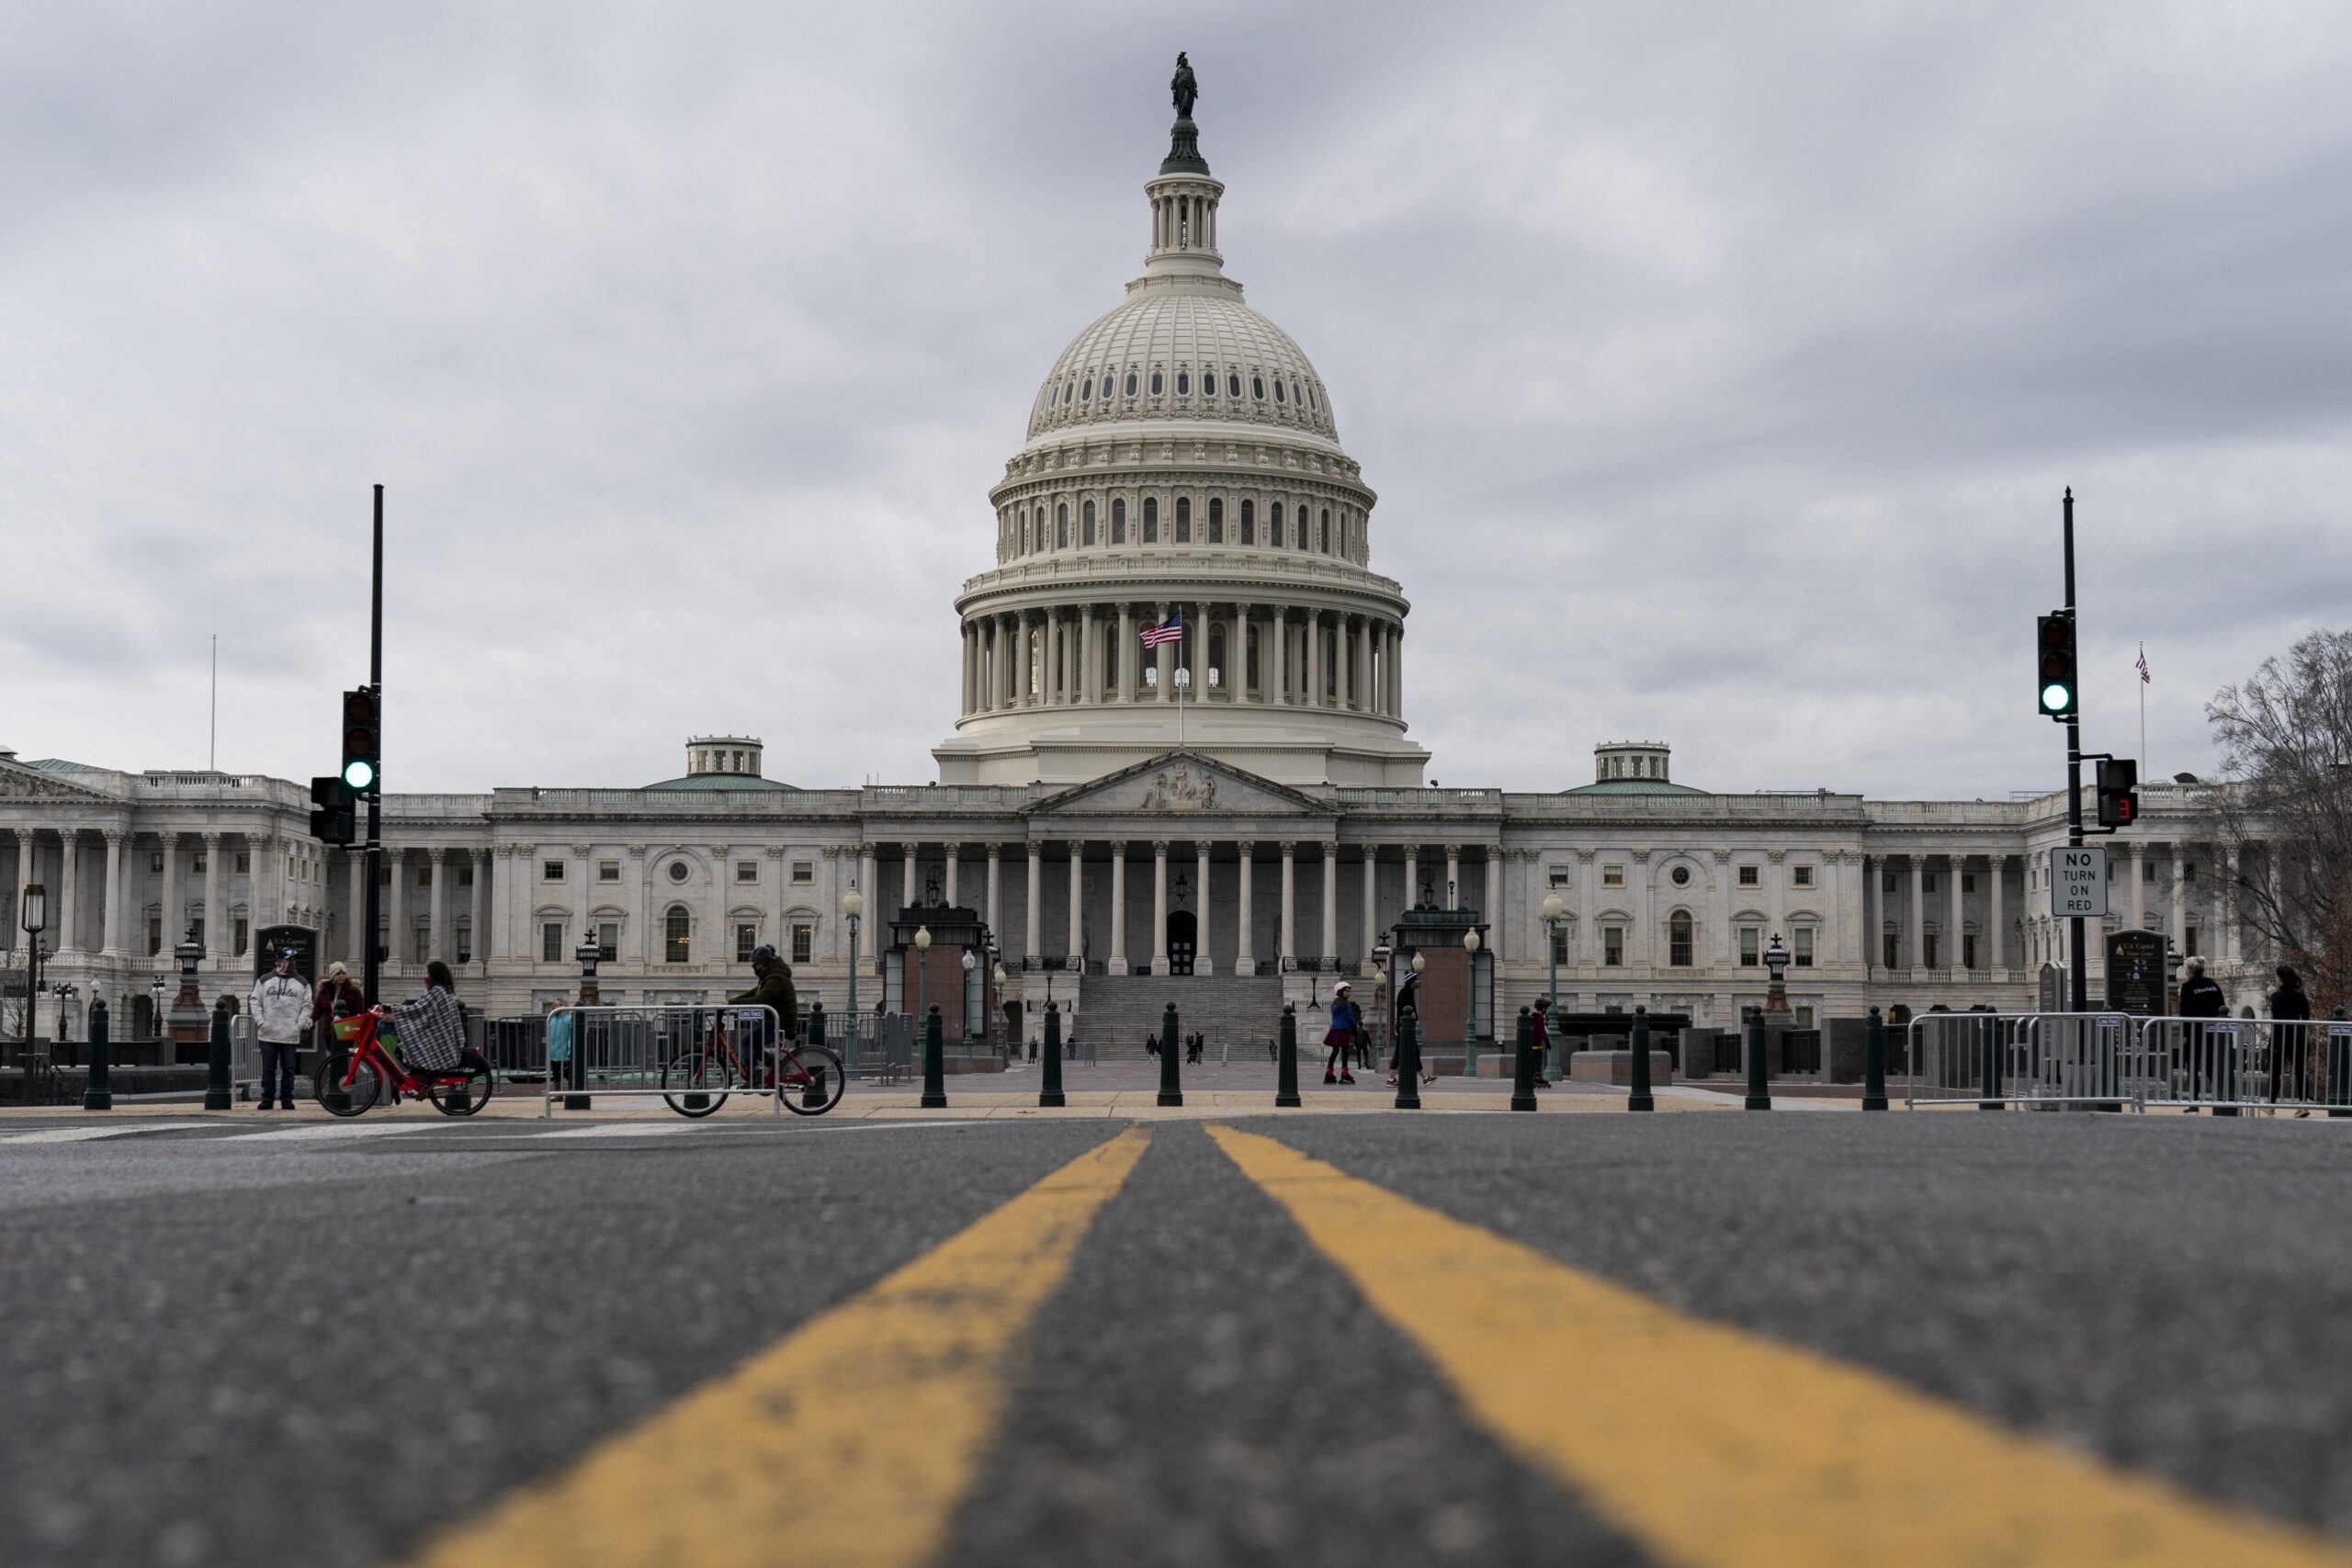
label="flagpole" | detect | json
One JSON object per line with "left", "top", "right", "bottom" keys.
{"left": 2137, "top": 642, "right": 2147, "bottom": 772}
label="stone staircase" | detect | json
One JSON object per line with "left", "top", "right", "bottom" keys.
{"left": 1066, "top": 974, "right": 1287, "bottom": 1059}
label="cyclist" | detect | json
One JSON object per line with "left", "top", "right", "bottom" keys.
{"left": 382, "top": 960, "right": 467, "bottom": 1079}
{"left": 729, "top": 944, "right": 799, "bottom": 1059}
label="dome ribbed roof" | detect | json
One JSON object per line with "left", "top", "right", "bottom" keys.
{"left": 1024, "top": 289, "right": 1339, "bottom": 443}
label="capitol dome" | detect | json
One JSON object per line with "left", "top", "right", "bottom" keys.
{"left": 934, "top": 72, "right": 1429, "bottom": 790}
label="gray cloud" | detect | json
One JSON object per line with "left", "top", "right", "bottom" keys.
{"left": 4, "top": 1, "right": 2347, "bottom": 798}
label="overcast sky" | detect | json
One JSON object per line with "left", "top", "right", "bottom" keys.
{"left": 6, "top": 2, "right": 2348, "bottom": 799}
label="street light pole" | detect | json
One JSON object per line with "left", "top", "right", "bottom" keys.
{"left": 842, "top": 884, "right": 864, "bottom": 1071}
{"left": 1541, "top": 891, "right": 1565, "bottom": 1077}
{"left": 18, "top": 882, "right": 46, "bottom": 1106}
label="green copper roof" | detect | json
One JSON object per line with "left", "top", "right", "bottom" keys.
{"left": 1560, "top": 778, "right": 1711, "bottom": 796}
{"left": 643, "top": 773, "right": 799, "bottom": 792}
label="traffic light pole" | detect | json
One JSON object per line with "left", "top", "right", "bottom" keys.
{"left": 2063, "top": 488, "right": 2086, "bottom": 1015}
{"left": 362, "top": 484, "right": 384, "bottom": 1009}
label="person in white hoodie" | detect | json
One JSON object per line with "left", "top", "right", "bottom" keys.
{"left": 247, "top": 949, "right": 314, "bottom": 1111}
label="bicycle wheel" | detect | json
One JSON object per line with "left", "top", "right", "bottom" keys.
{"left": 661, "top": 1046, "right": 738, "bottom": 1118}
{"left": 777, "top": 1044, "right": 845, "bottom": 1116}
{"left": 428, "top": 1049, "right": 494, "bottom": 1117}
{"left": 318, "top": 1050, "right": 382, "bottom": 1117}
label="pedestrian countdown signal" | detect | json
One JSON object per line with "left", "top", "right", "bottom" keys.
{"left": 2036, "top": 613, "right": 2077, "bottom": 719}
{"left": 341, "top": 687, "right": 379, "bottom": 792}
{"left": 2096, "top": 757, "right": 2139, "bottom": 829}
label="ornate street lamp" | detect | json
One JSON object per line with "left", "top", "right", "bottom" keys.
{"left": 1541, "top": 891, "right": 1566, "bottom": 1021}
{"left": 962, "top": 948, "right": 978, "bottom": 1057}
{"left": 149, "top": 974, "right": 167, "bottom": 1040}
{"left": 53, "top": 983, "right": 78, "bottom": 1056}
{"left": 842, "top": 884, "right": 865, "bottom": 1024}
{"left": 913, "top": 924, "right": 932, "bottom": 1031}
{"left": 18, "top": 882, "right": 46, "bottom": 1089}
{"left": 1764, "top": 932, "right": 1791, "bottom": 1015}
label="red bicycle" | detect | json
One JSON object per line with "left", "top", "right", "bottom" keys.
{"left": 317, "top": 1007, "right": 494, "bottom": 1117}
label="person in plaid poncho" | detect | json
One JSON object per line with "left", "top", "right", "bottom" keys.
{"left": 386, "top": 960, "right": 467, "bottom": 1074}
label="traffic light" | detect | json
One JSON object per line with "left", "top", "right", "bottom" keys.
{"left": 309, "top": 775, "right": 356, "bottom": 845}
{"left": 2036, "top": 613, "right": 2077, "bottom": 719}
{"left": 341, "top": 687, "right": 379, "bottom": 792}
{"left": 2097, "top": 757, "right": 2140, "bottom": 829}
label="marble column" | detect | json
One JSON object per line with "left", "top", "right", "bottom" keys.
{"left": 1080, "top": 605, "right": 1096, "bottom": 704}
{"left": 901, "top": 841, "right": 919, "bottom": 916}
{"left": 1320, "top": 844, "right": 1338, "bottom": 963}
{"left": 1066, "top": 840, "right": 1085, "bottom": 968}
{"left": 1404, "top": 848, "right": 1419, "bottom": 909}
{"left": 1361, "top": 850, "right": 1378, "bottom": 970}
{"left": 985, "top": 843, "right": 1001, "bottom": 951}
{"left": 1907, "top": 855, "right": 1924, "bottom": 970}
{"left": 1193, "top": 840, "right": 1214, "bottom": 976}
{"left": 102, "top": 829, "right": 126, "bottom": 955}
{"left": 1335, "top": 615, "right": 1351, "bottom": 710}
{"left": 469, "top": 849, "right": 487, "bottom": 969}
{"left": 428, "top": 847, "right": 448, "bottom": 963}
{"left": 1234, "top": 843, "right": 1254, "bottom": 975}
{"left": 1150, "top": 840, "right": 1170, "bottom": 976}
{"left": 1359, "top": 619, "right": 1374, "bottom": 714}
{"left": 1989, "top": 853, "right": 2007, "bottom": 970}
{"left": 1271, "top": 606, "right": 1288, "bottom": 705}
{"left": 1484, "top": 852, "right": 1502, "bottom": 958}
{"left": 1306, "top": 610, "right": 1322, "bottom": 708}
{"left": 385, "top": 847, "right": 404, "bottom": 973}
{"left": 201, "top": 830, "right": 223, "bottom": 964}
{"left": 1947, "top": 853, "right": 1963, "bottom": 969}
{"left": 57, "top": 829, "right": 81, "bottom": 954}
{"left": 1279, "top": 841, "right": 1297, "bottom": 967}
{"left": 1118, "top": 605, "right": 1136, "bottom": 702}
{"left": 944, "top": 845, "right": 959, "bottom": 909}
{"left": 2220, "top": 849, "right": 2241, "bottom": 962}
{"left": 1444, "top": 845, "right": 1461, "bottom": 910}
{"left": 1025, "top": 842, "right": 1043, "bottom": 961}
{"left": 1109, "top": 843, "right": 1128, "bottom": 975}
{"left": 1154, "top": 602, "right": 1173, "bottom": 701}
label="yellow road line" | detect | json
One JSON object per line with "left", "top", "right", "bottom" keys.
{"left": 409, "top": 1127, "right": 1151, "bottom": 1568}
{"left": 1204, "top": 1123, "right": 2350, "bottom": 1568}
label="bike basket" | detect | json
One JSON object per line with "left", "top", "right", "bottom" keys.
{"left": 332, "top": 1016, "right": 370, "bottom": 1043}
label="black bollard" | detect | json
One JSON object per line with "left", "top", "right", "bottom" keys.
{"left": 1158, "top": 1002, "right": 1183, "bottom": 1107}
{"left": 1629, "top": 1005, "right": 1656, "bottom": 1111}
{"left": 1861, "top": 1006, "right": 1888, "bottom": 1111}
{"left": 1744, "top": 1007, "right": 1771, "bottom": 1111}
{"left": 921, "top": 1005, "right": 947, "bottom": 1109}
{"left": 205, "top": 997, "right": 233, "bottom": 1111}
{"left": 2329, "top": 1007, "right": 2349, "bottom": 1120}
{"left": 1275, "top": 1003, "right": 1301, "bottom": 1108}
{"left": 1395, "top": 1014, "right": 1422, "bottom": 1110}
{"left": 565, "top": 1009, "right": 593, "bottom": 1111}
{"left": 799, "top": 1004, "right": 831, "bottom": 1111}
{"left": 1510, "top": 1006, "right": 1537, "bottom": 1112}
{"left": 1979, "top": 1008, "right": 2003, "bottom": 1110}
{"left": 83, "top": 999, "right": 113, "bottom": 1111}
{"left": 1040, "top": 1000, "right": 1067, "bottom": 1109}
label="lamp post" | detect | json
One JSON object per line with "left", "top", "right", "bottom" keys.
{"left": 961, "top": 948, "right": 977, "bottom": 1060}
{"left": 842, "top": 883, "right": 865, "bottom": 1042}
{"left": 1764, "top": 932, "right": 1791, "bottom": 1015}
{"left": 994, "top": 961, "right": 1010, "bottom": 1059}
{"left": 1462, "top": 928, "right": 1482, "bottom": 1078}
{"left": 53, "top": 983, "right": 79, "bottom": 1063}
{"left": 913, "top": 924, "right": 932, "bottom": 1035}
{"left": 18, "top": 882, "right": 46, "bottom": 1103}
{"left": 150, "top": 974, "right": 167, "bottom": 1042}
{"left": 568, "top": 930, "right": 601, "bottom": 1109}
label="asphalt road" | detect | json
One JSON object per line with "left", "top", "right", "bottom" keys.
{"left": 3, "top": 1109, "right": 2349, "bottom": 1566}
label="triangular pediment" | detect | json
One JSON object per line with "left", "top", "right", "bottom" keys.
{"left": 1027, "top": 750, "right": 1334, "bottom": 819}
{"left": 0, "top": 758, "right": 123, "bottom": 806}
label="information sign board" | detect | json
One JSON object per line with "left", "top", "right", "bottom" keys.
{"left": 2050, "top": 846, "right": 2109, "bottom": 918}
{"left": 2105, "top": 930, "right": 2165, "bottom": 1017}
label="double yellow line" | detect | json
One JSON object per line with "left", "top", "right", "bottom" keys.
{"left": 409, "top": 1124, "right": 2350, "bottom": 1568}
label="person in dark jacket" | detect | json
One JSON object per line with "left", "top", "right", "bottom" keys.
{"left": 2267, "top": 964, "right": 2312, "bottom": 1109}
{"left": 2176, "top": 956, "right": 2228, "bottom": 1108}
{"left": 729, "top": 945, "right": 799, "bottom": 1040}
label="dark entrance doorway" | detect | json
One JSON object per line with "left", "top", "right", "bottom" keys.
{"left": 1167, "top": 909, "right": 1197, "bottom": 976}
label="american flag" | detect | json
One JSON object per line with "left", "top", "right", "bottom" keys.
{"left": 1139, "top": 610, "right": 1185, "bottom": 648}
{"left": 2135, "top": 643, "right": 2151, "bottom": 684}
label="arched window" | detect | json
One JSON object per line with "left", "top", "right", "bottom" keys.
{"left": 1081, "top": 378, "right": 1092, "bottom": 402}
{"left": 1057, "top": 503, "right": 1069, "bottom": 548}
{"left": 1291, "top": 381, "right": 1302, "bottom": 406}
{"left": 1207, "top": 497, "right": 1223, "bottom": 544}
{"left": 1320, "top": 508, "right": 1331, "bottom": 552}
{"left": 1081, "top": 499, "right": 1096, "bottom": 545}
{"left": 1299, "top": 508, "right": 1312, "bottom": 550}
{"left": 1125, "top": 372, "right": 1138, "bottom": 397}
{"left": 1203, "top": 368, "right": 1217, "bottom": 398}
{"left": 1273, "top": 379, "right": 1285, "bottom": 403}
{"left": 1150, "top": 370, "right": 1164, "bottom": 395}
{"left": 1228, "top": 373, "right": 1242, "bottom": 397}
{"left": 1174, "top": 497, "right": 1192, "bottom": 543}
{"left": 1062, "top": 380, "right": 1073, "bottom": 404}
{"left": 1240, "top": 498, "right": 1255, "bottom": 545}
{"left": 1251, "top": 375, "right": 1265, "bottom": 400}
{"left": 1270, "top": 502, "right": 1283, "bottom": 547}
{"left": 1143, "top": 496, "right": 1159, "bottom": 543}
{"left": 1176, "top": 370, "right": 1190, "bottom": 395}
{"left": 1112, "top": 497, "right": 1127, "bottom": 543}
{"left": 664, "top": 907, "right": 691, "bottom": 964}
{"left": 1306, "top": 384, "right": 1317, "bottom": 411}
{"left": 1669, "top": 911, "right": 1694, "bottom": 967}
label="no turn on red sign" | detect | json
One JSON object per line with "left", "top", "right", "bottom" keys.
{"left": 2050, "top": 846, "right": 2109, "bottom": 918}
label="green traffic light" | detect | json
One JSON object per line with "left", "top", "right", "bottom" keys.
{"left": 343, "top": 759, "right": 376, "bottom": 791}
{"left": 2041, "top": 682, "right": 2072, "bottom": 713}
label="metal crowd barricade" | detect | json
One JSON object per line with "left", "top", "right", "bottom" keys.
{"left": 1905, "top": 1012, "right": 2132, "bottom": 1108}
{"left": 2134, "top": 1016, "right": 2348, "bottom": 1113}
{"left": 541, "top": 1004, "right": 784, "bottom": 1117}
{"left": 479, "top": 1015, "right": 549, "bottom": 1081}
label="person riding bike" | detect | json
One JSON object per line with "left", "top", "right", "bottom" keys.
{"left": 729, "top": 945, "right": 799, "bottom": 1064}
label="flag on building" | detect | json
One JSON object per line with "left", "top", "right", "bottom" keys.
{"left": 1140, "top": 610, "right": 1185, "bottom": 648}
{"left": 2135, "top": 643, "right": 2151, "bottom": 684}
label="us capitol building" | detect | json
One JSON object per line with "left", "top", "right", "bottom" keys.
{"left": 1, "top": 73, "right": 2258, "bottom": 1044}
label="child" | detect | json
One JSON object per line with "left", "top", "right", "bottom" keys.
{"left": 1324, "top": 981, "right": 1360, "bottom": 1085}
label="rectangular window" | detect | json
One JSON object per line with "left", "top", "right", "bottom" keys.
{"left": 416, "top": 867, "right": 431, "bottom": 887}
{"left": 792, "top": 861, "right": 814, "bottom": 885}
{"left": 1550, "top": 928, "right": 1568, "bottom": 966}
{"left": 2143, "top": 860, "right": 2156, "bottom": 882}
{"left": 1669, "top": 924, "right": 1693, "bottom": 967}
{"left": 1883, "top": 872, "right": 1896, "bottom": 893}
{"left": 1792, "top": 864, "right": 1814, "bottom": 887}
{"left": 599, "top": 861, "right": 620, "bottom": 882}
{"left": 2185, "top": 924, "right": 2199, "bottom": 954}
{"left": 1923, "top": 874, "right": 1938, "bottom": 894}
{"left": 1793, "top": 928, "right": 1815, "bottom": 967}
{"left": 1740, "top": 928, "right": 1760, "bottom": 966}
{"left": 2185, "top": 863, "right": 2198, "bottom": 882}
{"left": 147, "top": 916, "right": 163, "bottom": 955}
{"left": 191, "top": 917, "right": 206, "bottom": 949}
{"left": 457, "top": 923, "right": 473, "bottom": 964}
{"left": 737, "top": 860, "right": 758, "bottom": 883}
{"left": 543, "top": 861, "right": 565, "bottom": 882}
{"left": 736, "top": 923, "right": 758, "bottom": 963}
{"left": 595, "top": 920, "right": 618, "bottom": 957}
{"left": 234, "top": 852, "right": 251, "bottom": 874}
{"left": 458, "top": 866, "right": 474, "bottom": 887}
{"left": 413, "top": 927, "right": 430, "bottom": 964}
{"left": 1794, "top": 1006, "right": 1816, "bottom": 1030}
{"left": 193, "top": 852, "right": 208, "bottom": 874}
{"left": 1883, "top": 932, "right": 1901, "bottom": 968}
{"left": 1924, "top": 933, "right": 1941, "bottom": 969}
{"left": 1547, "top": 865, "right": 1569, "bottom": 887}
{"left": 1962, "top": 933, "right": 1978, "bottom": 969}
{"left": 791, "top": 923, "right": 814, "bottom": 965}
{"left": 542, "top": 922, "right": 564, "bottom": 963}
{"left": 149, "top": 852, "right": 164, "bottom": 874}
{"left": 1962, "top": 874, "right": 1976, "bottom": 893}
{"left": 1601, "top": 865, "right": 1624, "bottom": 888}
{"left": 1738, "top": 865, "right": 1759, "bottom": 887}
{"left": 234, "top": 917, "right": 251, "bottom": 956}
{"left": 1602, "top": 926, "right": 1624, "bottom": 966}
{"left": 379, "top": 866, "right": 391, "bottom": 886}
